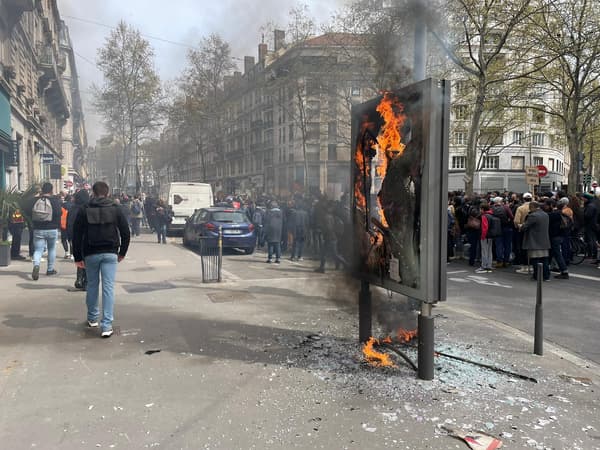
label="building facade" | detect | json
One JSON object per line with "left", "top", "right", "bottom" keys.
{"left": 0, "top": 0, "right": 87, "bottom": 192}
{"left": 159, "top": 32, "right": 379, "bottom": 200}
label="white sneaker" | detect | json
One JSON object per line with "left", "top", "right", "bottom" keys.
{"left": 101, "top": 329, "right": 113, "bottom": 338}
{"left": 87, "top": 320, "right": 99, "bottom": 328}
{"left": 516, "top": 267, "right": 530, "bottom": 274}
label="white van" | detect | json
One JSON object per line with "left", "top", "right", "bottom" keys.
{"left": 159, "top": 182, "right": 213, "bottom": 235}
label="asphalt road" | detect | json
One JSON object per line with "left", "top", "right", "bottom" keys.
{"left": 445, "top": 259, "right": 600, "bottom": 365}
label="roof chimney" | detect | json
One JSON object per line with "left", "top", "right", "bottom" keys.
{"left": 258, "top": 43, "right": 268, "bottom": 63}
{"left": 274, "top": 29, "right": 285, "bottom": 51}
{"left": 244, "top": 56, "right": 255, "bottom": 75}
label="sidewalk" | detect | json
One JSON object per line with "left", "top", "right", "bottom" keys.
{"left": 0, "top": 233, "right": 599, "bottom": 449}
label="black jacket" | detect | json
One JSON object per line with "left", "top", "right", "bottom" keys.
{"left": 26, "top": 194, "right": 62, "bottom": 230}
{"left": 72, "top": 197, "right": 131, "bottom": 261}
{"left": 67, "top": 190, "right": 90, "bottom": 238}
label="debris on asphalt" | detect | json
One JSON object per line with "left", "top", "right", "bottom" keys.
{"left": 558, "top": 374, "right": 593, "bottom": 386}
{"left": 144, "top": 349, "right": 161, "bottom": 355}
{"left": 442, "top": 425, "right": 503, "bottom": 449}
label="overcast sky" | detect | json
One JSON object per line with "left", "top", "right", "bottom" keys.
{"left": 58, "top": 0, "right": 347, "bottom": 145}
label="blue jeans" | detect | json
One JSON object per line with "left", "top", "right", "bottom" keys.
{"left": 550, "top": 236, "right": 568, "bottom": 273}
{"left": 156, "top": 224, "right": 167, "bottom": 243}
{"left": 85, "top": 253, "right": 118, "bottom": 331}
{"left": 530, "top": 256, "right": 550, "bottom": 280}
{"left": 495, "top": 227, "right": 513, "bottom": 263}
{"left": 292, "top": 236, "right": 304, "bottom": 258}
{"left": 33, "top": 229, "right": 58, "bottom": 271}
{"left": 268, "top": 242, "right": 281, "bottom": 261}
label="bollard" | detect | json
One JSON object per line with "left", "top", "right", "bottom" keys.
{"left": 358, "top": 281, "right": 372, "bottom": 343}
{"left": 418, "top": 302, "right": 435, "bottom": 380}
{"left": 534, "top": 262, "right": 543, "bottom": 356}
{"left": 218, "top": 226, "right": 223, "bottom": 283}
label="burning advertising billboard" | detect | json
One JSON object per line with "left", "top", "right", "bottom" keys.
{"left": 351, "top": 78, "right": 449, "bottom": 303}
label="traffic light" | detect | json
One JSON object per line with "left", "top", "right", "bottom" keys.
{"left": 583, "top": 173, "right": 592, "bottom": 184}
{"left": 577, "top": 152, "right": 585, "bottom": 172}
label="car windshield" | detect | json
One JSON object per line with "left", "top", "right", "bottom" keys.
{"left": 211, "top": 211, "right": 247, "bottom": 223}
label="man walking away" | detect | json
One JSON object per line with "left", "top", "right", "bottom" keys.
{"left": 27, "top": 182, "right": 62, "bottom": 280}
{"left": 513, "top": 192, "right": 533, "bottom": 273}
{"left": 130, "top": 196, "right": 144, "bottom": 237}
{"left": 545, "top": 199, "right": 569, "bottom": 279}
{"left": 265, "top": 202, "right": 283, "bottom": 263}
{"left": 521, "top": 201, "right": 551, "bottom": 281}
{"left": 67, "top": 189, "right": 90, "bottom": 290}
{"left": 491, "top": 197, "right": 514, "bottom": 268}
{"left": 291, "top": 202, "right": 309, "bottom": 261}
{"left": 72, "top": 181, "right": 130, "bottom": 338}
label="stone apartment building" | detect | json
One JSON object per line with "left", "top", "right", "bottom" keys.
{"left": 0, "top": 0, "right": 86, "bottom": 191}
{"left": 159, "top": 31, "right": 380, "bottom": 200}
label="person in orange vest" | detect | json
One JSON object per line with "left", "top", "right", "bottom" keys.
{"left": 60, "top": 195, "right": 73, "bottom": 258}
{"left": 8, "top": 209, "right": 26, "bottom": 260}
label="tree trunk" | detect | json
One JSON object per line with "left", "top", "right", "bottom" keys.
{"left": 566, "top": 129, "right": 580, "bottom": 194}
{"left": 464, "top": 81, "right": 486, "bottom": 195}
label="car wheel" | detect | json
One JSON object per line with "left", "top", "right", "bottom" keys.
{"left": 182, "top": 233, "right": 189, "bottom": 247}
{"left": 244, "top": 247, "right": 255, "bottom": 255}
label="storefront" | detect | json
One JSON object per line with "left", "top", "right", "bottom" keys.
{"left": 0, "top": 87, "right": 12, "bottom": 190}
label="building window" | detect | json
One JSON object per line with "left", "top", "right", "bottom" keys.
{"left": 451, "top": 156, "right": 466, "bottom": 169}
{"left": 454, "top": 105, "right": 469, "bottom": 120}
{"left": 454, "top": 132, "right": 467, "bottom": 145}
{"left": 533, "top": 156, "right": 543, "bottom": 166}
{"left": 532, "top": 133, "right": 545, "bottom": 146}
{"left": 482, "top": 156, "right": 499, "bottom": 169}
{"left": 328, "top": 144, "right": 337, "bottom": 161}
{"left": 328, "top": 121, "right": 337, "bottom": 142}
{"left": 549, "top": 158, "right": 554, "bottom": 171}
{"left": 454, "top": 80, "right": 470, "bottom": 96}
{"left": 532, "top": 109, "right": 545, "bottom": 124}
{"left": 513, "top": 130, "right": 524, "bottom": 145}
{"left": 480, "top": 128, "right": 503, "bottom": 146}
{"left": 351, "top": 86, "right": 361, "bottom": 96}
{"left": 511, "top": 156, "right": 525, "bottom": 170}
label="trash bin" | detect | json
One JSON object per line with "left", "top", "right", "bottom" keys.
{"left": 198, "top": 233, "right": 222, "bottom": 283}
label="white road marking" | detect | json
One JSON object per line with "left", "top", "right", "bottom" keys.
{"left": 569, "top": 273, "right": 600, "bottom": 282}
{"left": 447, "top": 270, "right": 468, "bottom": 274}
{"left": 448, "top": 277, "right": 470, "bottom": 283}
{"left": 448, "top": 275, "right": 512, "bottom": 288}
{"left": 221, "top": 269, "right": 242, "bottom": 281}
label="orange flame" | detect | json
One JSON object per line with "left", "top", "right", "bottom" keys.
{"left": 362, "top": 337, "right": 396, "bottom": 367}
{"left": 354, "top": 93, "right": 407, "bottom": 254}
{"left": 396, "top": 328, "right": 418, "bottom": 343}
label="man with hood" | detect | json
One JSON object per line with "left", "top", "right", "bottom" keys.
{"left": 264, "top": 201, "right": 283, "bottom": 263}
{"left": 72, "top": 181, "right": 130, "bottom": 338}
{"left": 522, "top": 201, "right": 551, "bottom": 281}
{"left": 67, "top": 189, "right": 90, "bottom": 290}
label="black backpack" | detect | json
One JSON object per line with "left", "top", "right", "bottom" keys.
{"left": 492, "top": 204, "right": 510, "bottom": 227}
{"left": 559, "top": 213, "right": 573, "bottom": 231}
{"left": 484, "top": 213, "right": 502, "bottom": 238}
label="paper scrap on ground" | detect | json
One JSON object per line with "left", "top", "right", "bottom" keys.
{"left": 443, "top": 426, "right": 503, "bottom": 449}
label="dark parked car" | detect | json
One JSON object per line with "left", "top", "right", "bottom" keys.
{"left": 182, "top": 207, "right": 256, "bottom": 254}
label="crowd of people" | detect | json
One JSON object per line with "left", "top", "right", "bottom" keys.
{"left": 208, "top": 193, "right": 351, "bottom": 272}
{"left": 447, "top": 188, "right": 600, "bottom": 280}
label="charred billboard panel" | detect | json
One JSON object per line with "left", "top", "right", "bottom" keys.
{"left": 351, "top": 79, "right": 449, "bottom": 303}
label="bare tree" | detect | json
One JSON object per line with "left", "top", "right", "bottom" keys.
{"left": 431, "top": 0, "right": 539, "bottom": 194}
{"left": 93, "top": 21, "right": 163, "bottom": 192}
{"left": 525, "top": 0, "right": 600, "bottom": 193}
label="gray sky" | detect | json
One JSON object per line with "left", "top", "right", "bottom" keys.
{"left": 58, "top": 0, "right": 347, "bottom": 145}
